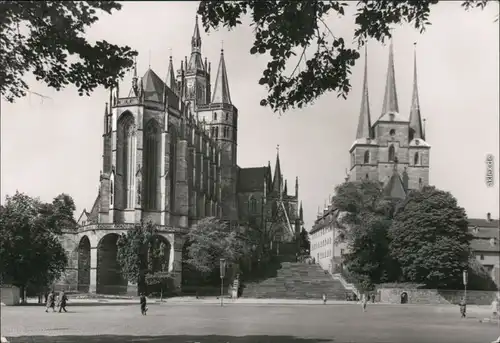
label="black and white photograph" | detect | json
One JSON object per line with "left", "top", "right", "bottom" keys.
{"left": 0, "top": 1, "right": 499, "bottom": 342}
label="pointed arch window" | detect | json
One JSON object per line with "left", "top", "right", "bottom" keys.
{"left": 225, "top": 112, "right": 229, "bottom": 121}
{"left": 223, "top": 127, "right": 228, "bottom": 138}
{"left": 388, "top": 145, "right": 396, "bottom": 162}
{"left": 215, "top": 127, "right": 219, "bottom": 139}
{"left": 117, "top": 112, "right": 136, "bottom": 209}
{"left": 249, "top": 197, "right": 257, "bottom": 213}
{"left": 110, "top": 181, "right": 114, "bottom": 206}
{"left": 418, "top": 177, "right": 423, "bottom": 189}
{"left": 363, "top": 150, "right": 370, "bottom": 164}
{"left": 144, "top": 120, "right": 161, "bottom": 210}
{"left": 213, "top": 112, "right": 217, "bottom": 121}
{"left": 414, "top": 152, "right": 420, "bottom": 165}
{"left": 351, "top": 153, "right": 355, "bottom": 167}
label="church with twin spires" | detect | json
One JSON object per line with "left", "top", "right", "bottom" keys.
{"left": 60, "top": 16, "right": 303, "bottom": 295}
{"left": 348, "top": 40, "right": 431, "bottom": 197}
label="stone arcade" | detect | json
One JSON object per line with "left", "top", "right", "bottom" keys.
{"left": 57, "top": 17, "right": 304, "bottom": 295}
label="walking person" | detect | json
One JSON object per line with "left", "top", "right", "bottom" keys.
{"left": 459, "top": 297, "right": 466, "bottom": 318}
{"left": 45, "top": 290, "right": 56, "bottom": 313}
{"left": 58, "top": 291, "right": 68, "bottom": 313}
{"left": 322, "top": 293, "right": 327, "bottom": 305}
{"left": 140, "top": 293, "right": 148, "bottom": 315}
{"left": 361, "top": 293, "right": 368, "bottom": 312}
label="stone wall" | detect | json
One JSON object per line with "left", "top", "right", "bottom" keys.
{"left": 378, "top": 287, "right": 499, "bottom": 305}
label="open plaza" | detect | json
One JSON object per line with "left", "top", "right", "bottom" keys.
{"left": 1, "top": 302, "right": 499, "bottom": 343}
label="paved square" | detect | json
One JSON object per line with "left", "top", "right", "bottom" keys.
{"left": 1, "top": 303, "right": 499, "bottom": 343}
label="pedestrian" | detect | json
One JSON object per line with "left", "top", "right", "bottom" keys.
{"left": 45, "top": 290, "right": 56, "bottom": 313}
{"left": 140, "top": 293, "right": 148, "bottom": 315}
{"left": 58, "top": 291, "right": 68, "bottom": 313}
{"left": 459, "top": 298, "right": 466, "bottom": 318}
{"left": 322, "top": 293, "right": 327, "bottom": 305}
{"left": 362, "top": 294, "right": 368, "bottom": 312}
{"left": 371, "top": 293, "right": 375, "bottom": 303}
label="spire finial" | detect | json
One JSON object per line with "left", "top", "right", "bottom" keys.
{"left": 221, "top": 40, "right": 224, "bottom": 52}
{"left": 276, "top": 144, "right": 280, "bottom": 154}
{"left": 169, "top": 47, "right": 172, "bottom": 58}
{"left": 148, "top": 50, "right": 151, "bottom": 69}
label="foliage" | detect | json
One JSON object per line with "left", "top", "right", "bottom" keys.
{"left": 389, "top": 186, "right": 472, "bottom": 289}
{"left": 116, "top": 221, "right": 158, "bottom": 285}
{"left": 198, "top": 0, "right": 496, "bottom": 113}
{"left": 0, "top": 1, "right": 137, "bottom": 103}
{"left": 466, "top": 257, "right": 498, "bottom": 291}
{"left": 185, "top": 217, "right": 246, "bottom": 274}
{"left": 145, "top": 271, "right": 174, "bottom": 298}
{"left": 0, "top": 191, "right": 76, "bottom": 292}
{"left": 332, "top": 180, "right": 401, "bottom": 291}
{"left": 298, "top": 227, "right": 310, "bottom": 254}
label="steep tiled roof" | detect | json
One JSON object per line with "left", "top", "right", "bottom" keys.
{"left": 87, "top": 194, "right": 101, "bottom": 223}
{"left": 142, "top": 69, "right": 165, "bottom": 102}
{"left": 469, "top": 226, "right": 499, "bottom": 239}
{"left": 471, "top": 238, "right": 499, "bottom": 252}
{"left": 468, "top": 218, "right": 499, "bottom": 228}
{"left": 238, "top": 167, "right": 268, "bottom": 192}
{"left": 383, "top": 169, "right": 407, "bottom": 199}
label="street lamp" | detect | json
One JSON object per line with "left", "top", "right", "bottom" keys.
{"left": 219, "top": 258, "right": 226, "bottom": 307}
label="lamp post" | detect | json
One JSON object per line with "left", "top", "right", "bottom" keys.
{"left": 220, "top": 258, "right": 226, "bottom": 307}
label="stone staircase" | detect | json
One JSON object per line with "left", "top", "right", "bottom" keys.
{"left": 241, "top": 261, "right": 350, "bottom": 300}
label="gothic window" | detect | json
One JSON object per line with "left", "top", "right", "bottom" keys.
{"left": 110, "top": 181, "right": 114, "bottom": 205}
{"left": 249, "top": 198, "right": 257, "bottom": 213}
{"left": 213, "top": 112, "right": 217, "bottom": 121}
{"left": 144, "top": 120, "right": 161, "bottom": 210}
{"left": 418, "top": 177, "right": 423, "bottom": 189}
{"left": 223, "top": 127, "right": 227, "bottom": 138}
{"left": 388, "top": 145, "right": 395, "bottom": 162}
{"left": 351, "top": 153, "right": 355, "bottom": 167}
{"left": 136, "top": 180, "right": 142, "bottom": 205}
{"left": 215, "top": 126, "right": 219, "bottom": 139}
{"left": 227, "top": 127, "right": 231, "bottom": 139}
{"left": 365, "top": 174, "right": 369, "bottom": 180}
{"left": 225, "top": 112, "right": 229, "bottom": 121}
{"left": 390, "top": 129, "right": 395, "bottom": 136}
{"left": 169, "top": 126, "right": 178, "bottom": 212}
{"left": 414, "top": 152, "right": 420, "bottom": 165}
{"left": 363, "top": 150, "right": 370, "bottom": 164}
{"left": 211, "top": 127, "right": 215, "bottom": 138}
{"left": 117, "top": 112, "right": 136, "bottom": 209}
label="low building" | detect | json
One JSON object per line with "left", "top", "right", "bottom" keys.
{"left": 310, "top": 205, "right": 348, "bottom": 273}
{"left": 469, "top": 213, "right": 499, "bottom": 286}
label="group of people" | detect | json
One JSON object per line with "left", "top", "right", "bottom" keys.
{"left": 45, "top": 290, "right": 68, "bottom": 313}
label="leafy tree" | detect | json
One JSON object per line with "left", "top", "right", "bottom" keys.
{"left": 145, "top": 271, "right": 174, "bottom": 301}
{"left": 389, "top": 186, "right": 472, "bottom": 289}
{"left": 0, "top": 192, "right": 76, "bottom": 300}
{"left": 0, "top": 1, "right": 137, "bottom": 103}
{"left": 298, "top": 227, "right": 310, "bottom": 254}
{"left": 198, "top": 0, "right": 496, "bottom": 113}
{"left": 185, "top": 217, "right": 246, "bottom": 274}
{"left": 332, "top": 180, "right": 400, "bottom": 291}
{"left": 116, "top": 221, "right": 157, "bottom": 289}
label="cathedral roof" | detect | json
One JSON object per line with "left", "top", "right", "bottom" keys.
{"left": 238, "top": 166, "right": 269, "bottom": 192}
{"left": 142, "top": 69, "right": 165, "bottom": 102}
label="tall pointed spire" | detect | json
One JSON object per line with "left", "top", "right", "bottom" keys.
{"left": 272, "top": 145, "right": 282, "bottom": 193}
{"left": 211, "top": 49, "right": 232, "bottom": 104}
{"left": 187, "top": 16, "right": 204, "bottom": 73}
{"left": 409, "top": 43, "right": 424, "bottom": 140}
{"left": 356, "top": 45, "right": 372, "bottom": 139}
{"left": 299, "top": 201, "right": 304, "bottom": 221}
{"left": 166, "top": 55, "right": 176, "bottom": 91}
{"left": 380, "top": 38, "right": 399, "bottom": 116}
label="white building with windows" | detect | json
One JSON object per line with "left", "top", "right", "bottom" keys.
{"left": 309, "top": 205, "right": 347, "bottom": 273}
{"left": 469, "top": 213, "right": 499, "bottom": 286}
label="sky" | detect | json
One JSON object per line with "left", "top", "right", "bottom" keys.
{"left": 1, "top": 1, "right": 499, "bottom": 229}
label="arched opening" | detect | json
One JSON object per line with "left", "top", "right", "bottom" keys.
{"left": 97, "top": 233, "right": 127, "bottom": 294}
{"left": 116, "top": 112, "right": 136, "bottom": 209}
{"left": 363, "top": 150, "right": 370, "bottom": 164}
{"left": 388, "top": 145, "right": 396, "bottom": 162}
{"left": 414, "top": 152, "right": 419, "bottom": 165}
{"left": 77, "top": 236, "right": 91, "bottom": 293}
{"left": 400, "top": 292, "right": 408, "bottom": 304}
{"left": 215, "top": 126, "right": 219, "bottom": 139}
{"left": 144, "top": 120, "right": 161, "bottom": 210}
{"left": 169, "top": 126, "right": 178, "bottom": 213}
{"left": 146, "top": 235, "right": 172, "bottom": 295}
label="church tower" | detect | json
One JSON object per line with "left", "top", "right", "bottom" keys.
{"left": 349, "top": 40, "right": 430, "bottom": 192}
{"left": 210, "top": 48, "right": 238, "bottom": 221}
{"left": 184, "top": 16, "right": 211, "bottom": 114}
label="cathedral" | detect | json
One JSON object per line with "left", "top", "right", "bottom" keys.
{"left": 348, "top": 41, "right": 431, "bottom": 197}
{"left": 60, "top": 17, "right": 303, "bottom": 295}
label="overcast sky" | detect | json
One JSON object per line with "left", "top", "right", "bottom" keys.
{"left": 1, "top": 1, "right": 499, "bottom": 228}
